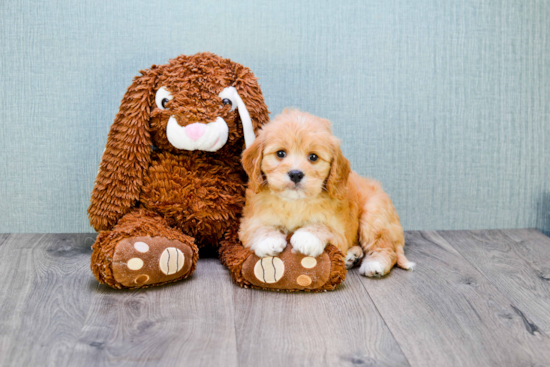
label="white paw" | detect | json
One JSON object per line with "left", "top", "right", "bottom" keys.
{"left": 251, "top": 236, "right": 287, "bottom": 258}
{"left": 359, "top": 260, "right": 389, "bottom": 277}
{"left": 402, "top": 261, "right": 417, "bottom": 271}
{"left": 345, "top": 246, "right": 364, "bottom": 269}
{"left": 290, "top": 230, "right": 326, "bottom": 257}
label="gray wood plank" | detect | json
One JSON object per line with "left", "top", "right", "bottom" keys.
{"left": 0, "top": 233, "right": 97, "bottom": 367}
{"left": 67, "top": 258, "right": 239, "bottom": 367}
{"left": 233, "top": 269, "right": 410, "bottom": 367}
{"left": 2, "top": 230, "right": 548, "bottom": 366}
{"left": 438, "top": 229, "right": 550, "bottom": 335}
{"left": 360, "top": 231, "right": 550, "bottom": 367}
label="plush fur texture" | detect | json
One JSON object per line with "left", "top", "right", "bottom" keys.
{"left": 88, "top": 53, "right": 269, "bottom": 289}
{"left": 240, "top": 109, "right": 415, "bottom": 277}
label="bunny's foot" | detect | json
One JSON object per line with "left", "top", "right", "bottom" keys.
{"left": 220, "top": 230, "right": 346, "bottom": 292}
{"left": 91, "top": 209, "right": 198, "bottom": 289}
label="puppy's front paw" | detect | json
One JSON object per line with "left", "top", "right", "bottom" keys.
{"left": 359, "top": 259, "right": 390, "bottom": 277}
{"left": 290, "top": 230, "right": 326, "bottom": 258}
{"left": 251, "top": 236, "right": 287, "bottom": 258}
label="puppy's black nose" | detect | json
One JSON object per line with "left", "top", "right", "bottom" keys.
{"left": 288, "top": 170, "right": 305, "bottom": 183}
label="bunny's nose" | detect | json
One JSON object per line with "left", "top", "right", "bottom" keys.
{"left": 288, "top": 170, "right": 305, "bottom": 183}
{"left": 185, "top": 123, "right": 206, "bottom": 141}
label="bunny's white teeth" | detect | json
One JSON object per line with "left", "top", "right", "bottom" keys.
{"left": 166, "top": 116, "right": 229, "bottom": 152}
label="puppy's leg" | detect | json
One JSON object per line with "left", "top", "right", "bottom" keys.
{"left": 357, "top": 180, "right": 415, "bottom": 277}
{"left": 290, "top": 224, "right": 332, "bottom": 258}
{"left": 396, "top": 245, "right": 416, "bottom": 270}
{"left": 345, "top": 246, "right": 364, "bottom": 269}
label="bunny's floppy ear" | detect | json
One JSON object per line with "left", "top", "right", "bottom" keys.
{"left": 88, "top": 68, "right": 158, "bottom": 231}
{"left": 219, "top": 86, "right": 256, "bottom": 149}
{"left": 227, "top": 63, "right": 270, "bottom": 148}
{"left": 325, "top": 137, "right": 351, "bottom": 200}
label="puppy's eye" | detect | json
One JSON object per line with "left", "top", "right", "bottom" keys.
{"left": 309, "top": 153, "right": 318, "bottom": 162}
{"left": 155, "top": 87, "right": 173, "bottom": 110}
{"left": 222, "top": 98, "right": 232, "bottom": 106}
{"left": 276, "top": 150, "right": 286, "bottom": 158}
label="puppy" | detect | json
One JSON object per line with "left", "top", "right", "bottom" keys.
{"left": 239, "top": 109, "right": 415, "bottom": 277}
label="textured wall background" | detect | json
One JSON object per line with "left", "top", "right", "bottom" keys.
{"left": 1, "top": 0, "right": 549, "bottom": 233}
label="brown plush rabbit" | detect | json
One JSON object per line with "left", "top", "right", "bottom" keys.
{"left": 89, "top": 53, "right": 346, "bottom": 291}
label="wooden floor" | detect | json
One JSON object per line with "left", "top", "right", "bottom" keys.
{"left": 0, "top": 230, "right": 549, "bottom": 367}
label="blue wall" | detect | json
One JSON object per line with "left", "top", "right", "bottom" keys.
{"left": 1, "top": 0, "right": 549, "bottom": 233}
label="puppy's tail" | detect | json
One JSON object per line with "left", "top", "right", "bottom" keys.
{"left": 396, "top": 246, "right": 416, "bottom": 271}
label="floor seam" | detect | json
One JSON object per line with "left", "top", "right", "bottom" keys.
{"left": 354, "top": 271, "right": 413, "bottom": 367}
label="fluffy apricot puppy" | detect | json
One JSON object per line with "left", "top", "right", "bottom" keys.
{"left": 240, "top": 109, "right": 415, "bottom": 277}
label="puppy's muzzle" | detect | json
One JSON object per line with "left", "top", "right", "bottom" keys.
{"left": 288, "top": 170, "right": 305, "bottom": 184}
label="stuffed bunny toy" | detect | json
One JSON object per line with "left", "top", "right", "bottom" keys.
{"left": 89, "top": 53, "right": 346, "bottom": 291}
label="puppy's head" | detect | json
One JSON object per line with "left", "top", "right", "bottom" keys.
{"left": 243, "top": 109, "right": 350, "bottom": 200}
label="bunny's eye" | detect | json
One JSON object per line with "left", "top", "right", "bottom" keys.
{"left": 155, "top": 87, "right": 173, "bottom": 110}
{"left": 218, "top": 88, "right": 238, "bottom": 112}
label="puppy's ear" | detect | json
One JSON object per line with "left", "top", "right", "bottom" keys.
{"left": 88, "top": 68, "right": 158, "bottom": 231}
{"left": 242, "top": 134, "right": 265, "bottom": 193}
{"left": 232, "top": 63, "right": 270, "bottom": 145}
{"left": 326, "top": 137, "right": 351, "bottom": 200}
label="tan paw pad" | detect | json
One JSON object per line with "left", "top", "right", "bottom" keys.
{"left": 127, "top": 258, "right": 144, "bottom": 270}
{"left": 254, "top": 257, "right": 285, "bottom": 284}
{"left": 159, "top": 247, "right": 185, "bottom": 275}
{"left": 134, "top": 274, "right": 150, "bottom": 285}
{"left": 134, "top": 241, "right": 149, "bottom": 253}
{"left": 296, "top": 274, "right": 312, "bottom": 286}
{"left": 301, "top": 256, "right": 317, "bottom": 269}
